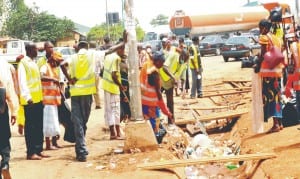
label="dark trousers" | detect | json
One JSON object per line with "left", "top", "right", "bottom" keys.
{"left": 0, "top": 104, "right": 11, "bottom": 175}
{"left": 71, "top": 95, "right": 92, "bottom": 156}
{"left": 165, "top": 87, "right": 174, "bottom": 124}
{"left": 296, "top": 91, "right": 300, "bottom": 122}
{"left": 24, "top": 102, "right": 44, "bottom": 156}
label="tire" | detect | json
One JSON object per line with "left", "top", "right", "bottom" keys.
{"left": 215, "top": 48, "right": 221, "bottom": 56}
{"left": 223, "top": 56, "right": 229, "bottom": 62}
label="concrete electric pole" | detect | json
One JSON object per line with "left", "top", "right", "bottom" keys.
{"left": 124, "top": 0, "right": 143, "bottom": 121}
{"left": 123, "top": 0, "right": 158, "bottom": 151}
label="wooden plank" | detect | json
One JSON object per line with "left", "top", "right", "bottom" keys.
{"left": 137, "top": 153, "right": 276, "bottom": 170}
{"left": 202, "top": 90, "right": 250, "bottom": 98}
{"left": 228, "top": 81, "right": 242, "bottom": 88}
{"left": 175, "top": 108, "right": 248, "bottom": 125}
{"left": 223, "top": 79, "right": 251, "bottom": 83}
{"left": 202, "top": 87, "right": 251, "bottom": 92}
{"left": 177, "top": 105, "right": 228, "bottom": 110}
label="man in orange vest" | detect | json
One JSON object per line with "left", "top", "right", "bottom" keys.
{"left": 40, "top": 52, "right": 63, "bottom": 150}
{"left": 140, "top": 51, "right": 173, "bottom": 144}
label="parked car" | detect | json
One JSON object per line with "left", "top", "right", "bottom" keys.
{"left": 199, "top": 35, "right": 225, "bottom": 56}
{"left": 184, "top": 39, "right": 193, "bottom": 48}
{"left": 53, "top": 47, "right": 76, "bottom": 61}
{"left": 221, "top": 35, "right": 260, "bottom": 62}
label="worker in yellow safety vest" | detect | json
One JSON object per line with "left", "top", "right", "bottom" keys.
{"left": 189, "top": 36, "right": 203, "bottom": 98}
{"left": 17, "top": 43, "right": 48, "bottom": 160}
{"left": 101, "top": 39, "right": 126, "bottom": 141}
{"left": 61, "top": 39, "right": 97, "bottom": 162}
{"left": 159, "top": 38, "right": 177, "bottom": 127}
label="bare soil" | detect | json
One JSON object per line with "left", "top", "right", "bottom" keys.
{"left": 8, "top": 56, "right": 300, "bottom": 178}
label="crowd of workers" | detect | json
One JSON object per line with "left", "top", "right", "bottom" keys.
{"left": 1, "top": 10, "right": 300, "bottom": 179}
{"left": 0, "top": 28, "right": 203, "bottom": 178}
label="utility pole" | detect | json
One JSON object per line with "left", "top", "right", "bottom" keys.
{"left": 123, "top": 0, "right": 158, "bottom": 151}
{"left": 105, "top": 0, "right": 110, "bottom": 38}
{"left": 296, "top": 0, "right": 299, "bottom": 23}
{"left": 124, "top": 0, "right": 143, "bottom": 121}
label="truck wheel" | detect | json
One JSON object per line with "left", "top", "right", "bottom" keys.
{"left": 223, "top": 56, "right": 229, "bottom": 62}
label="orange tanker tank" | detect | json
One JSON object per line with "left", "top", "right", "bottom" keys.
{"left": 169, "top": 6, "right": 270, "bottom": 36}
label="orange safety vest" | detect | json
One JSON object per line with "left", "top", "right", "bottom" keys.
{"left": 140, "top": 59, "right": 159, "bottom": 106}
{"left": 41, "top": 63, "right": 61, "bottom": 105}
{"left": 292, "top": 42, "right": 300, "bottom": 90}
{"left": 259, "top": 33, "right": 284, "bottom": 78}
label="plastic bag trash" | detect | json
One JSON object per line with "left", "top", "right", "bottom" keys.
{"left": 128, "top": 158, "right": 137, "bottom": 164}
{"left": 185, "top": 166, "right": 198, "bottom": 178}
{"left": 191, "top": 134, "right": 212, "bottom": 148}
{"left": 86, "top": 163, "right": 93, "bottom": 168}
{"left": 95, "top": 165, "right": 106, "bottom": 170}
{"left": 114, "top": 148, "right": 124, "bottom": 154}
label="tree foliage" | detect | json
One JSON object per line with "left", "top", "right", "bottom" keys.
{"left": 87, "top": 22, "right": 145, "bottom": 44}
{"left": 1, "top": 0, "right": 74, "bottom": 42}
{"left": 150, "top": 14, "right": 169, "bottom": 27}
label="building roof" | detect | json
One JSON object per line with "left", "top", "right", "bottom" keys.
{"left": 73, "top": 23, "right": 91, "bottom": 36}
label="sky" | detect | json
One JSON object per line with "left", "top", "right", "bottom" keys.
{"left": 24, "top": 0, "right": 297, "bottom": 31}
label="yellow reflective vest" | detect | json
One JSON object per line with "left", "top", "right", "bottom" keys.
{"left": 101, "top": 53, "right": 121, "bottom": 94}
{"left": 159, "top": 50, "right": 179, "bottom": 82}
{"left": 69, "top": 50, "right": 96, "bottom": 96}
{"left": 37, "top": 56, "right": 47, "bottom": 69}
{"left": 18, "top": 56, "right": 43, "bottom": 105}
{"left": 189, "top": 44, "right": 200, "bottom": 69}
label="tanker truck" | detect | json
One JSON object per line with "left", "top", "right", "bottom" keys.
{"left": 169, "top": 2, "right": 291, "bottom": 36}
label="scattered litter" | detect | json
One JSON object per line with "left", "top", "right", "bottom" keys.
{"left": 142, "top": 158, "right": 149, "bottom": 164}
{"left": 95, "top": 165, "right": 106, "bottom": 170}
{"left": 118, "top": 143, "right": 124, "bottom": 147}
{"left": 128, "top": 158, "right": 137, "bottom": 164}
{"left": 129, "top": 148, "right": 141, "bottom": 154}
{"left": 114, "top": 148, "right": 124, "bottom": 154}
{"left": 85, "top": 163, "right": 93, "bottom": 168}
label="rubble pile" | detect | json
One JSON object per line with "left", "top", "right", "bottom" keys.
{"left": 182, "top": 134, "right": 246, "bottom": 178}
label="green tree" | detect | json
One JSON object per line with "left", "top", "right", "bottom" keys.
{"left": 150, "top": 14, "right": 169, "bottom": 27}
{"left": 33, "top": 12, "right": 74, "bottom": 42}
{"left": 87, "top": 22, "right": 144, "bottom": 45}
{"left": 136, "top": 26, "right": 145, "bottom": 42}
{"left": 1, "top": 0, "right": 74, "bottom": 42}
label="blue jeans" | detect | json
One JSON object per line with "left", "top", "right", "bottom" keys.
{"left": 71, "top": 95, "right": 92, "bottom": 157}
{"left": 190, "top": 69, "right": 202, "bottom": 97}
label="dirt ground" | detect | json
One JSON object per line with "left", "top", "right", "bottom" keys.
{"left": 8, "top": 56, "right": 300, "bottom": 179}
